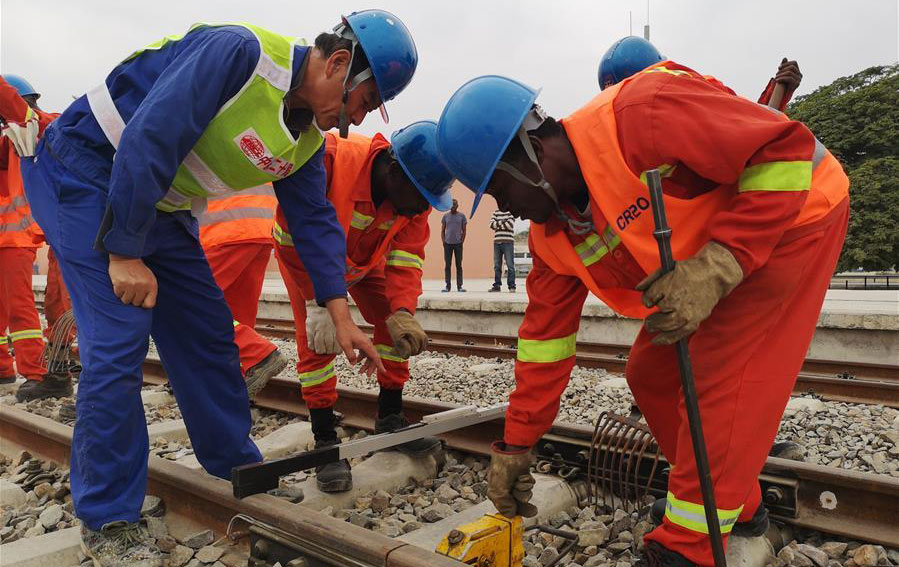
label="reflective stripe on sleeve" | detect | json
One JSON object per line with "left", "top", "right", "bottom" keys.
{"left": 664, "top": 491, "right": 743, "bottom": 535}
{"left": 0, "top": 336, "right": 8, "bottom": 345}
{"left": 738, "top": 161, "right": 812, "bottom": 193}
{"left": 376, "top": 344, "right": 408, "bottom": 363}
{"left": 298, "top": 361, "right": 336, "bottom": 388}
{"left": 272, "top": 222, "right": 294, "bottom": 246}
{"left": 386, "top": 250, "right": 424, "bottom": 270}
{"left": 517, "top": 332, "right": 577, "bottom": 364}
{"left": 10, "top": 329, "right": 43, "bottom": 342}
{"left": 351, "top": 211, "right": 374, "bottom": 230}
{"left": 377, "top": 219, "right": 396, "bottom": 230}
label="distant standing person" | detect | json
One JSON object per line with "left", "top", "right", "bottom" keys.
{"left": 441, "top": 199, "right": 466, "bottom": 292}
{"left": 489, "top": 209, "right": 516, "bottom": 292}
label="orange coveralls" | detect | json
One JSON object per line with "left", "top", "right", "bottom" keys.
{"left": 273, "top": 132, "right": 429, "bottom": 408}
{"left": 199, "top": 185, "right": 278, "bottom": 374}
{"left": 509, "top": 63, "right": 848, "bottom": 565}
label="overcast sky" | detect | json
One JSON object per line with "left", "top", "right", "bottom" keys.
{"left": 2, "top": 0, "right": 897, "bottom": 136}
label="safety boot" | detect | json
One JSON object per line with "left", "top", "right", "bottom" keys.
{"left": 245, "top": 348, "right": 288, "bottom": 399}
{"left": 80, "top": 520, "right": 163, "bottom": 567}
{"left": 649, "top": 497, "right": 770, "bottom": 537}
{"left": 770, "top": 440, "right": 806, "bottom": 461}
{"left": 374, "top": 388, "right": 443, "bottom": 456}
{"left": 310, "top": 407, "right": 352, "bottom": 493}
{"left": 635, "top": 541, "right": 695, "bottom": 567}
{"left": 15, "top": 372, "right": 73, "bottom": 402}
{"left": 374, "top": 413, "right": 442, "bottom": 456}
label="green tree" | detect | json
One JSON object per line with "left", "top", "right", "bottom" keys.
{"left": 837, "top": 157, "right": 899, "bottom": 271}
{"left": 788, "top": 64, "right": 899, "bottom": 271}
{"left": 789, "top": 64, "right": 898, "bottom": 170}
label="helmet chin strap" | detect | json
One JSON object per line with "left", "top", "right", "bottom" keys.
{"left": 494, "top": 110, "right": 595, "bottom": 235}
{"left": 334, "top": 21, "right": 374, "bottom": 138}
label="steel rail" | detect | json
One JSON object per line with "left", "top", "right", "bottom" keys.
{"left": 139, "top": 359, "right": 899, "bottom": 547}
{"left": 0, "top": 404, "right": 461, "bottom": 567}
{"left": 253, "top": 319, "right": 899, "bottom": 408}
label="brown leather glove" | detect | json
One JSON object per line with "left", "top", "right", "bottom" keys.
{"left": 636, "top": 241, "right": 743, "bottom": 345}
{"left": 486, "top": 442, "right": 538, "bottom": 518}
{"left": 386, "top": 310, "right": 428, "bottom": 359}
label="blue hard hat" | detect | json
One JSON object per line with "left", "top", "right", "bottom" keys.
{"left": 598, "top": 36, "right": 663, "bottom": 89}
{"left": 437, "top": 76, "right": 539, "bottom": 216}
{"left": 343, "top": 10, "right": 417, "bottom": 106}
{"left": 391, "top": 120, "right": 454, "bottom": 211}
{"left": 3, "top": 74, "right": 39, "bottom": 99}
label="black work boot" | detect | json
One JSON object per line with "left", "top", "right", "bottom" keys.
{"left": 374, "top": 388, "right": 442, "bottom": 456}
{"left": 770, "top": 440, "right": 806, "bottom": 462}
{"left": 635, "top": 541, "right": 695, "bottom": 567}
{"left": 15, "top": 373, "right": 73, "bottom": 402}
{"left": 731, "top": 502, "right": 770, "bottom": 537}
{"left": 649, "top": 497, "right": 769, "bottom": 538}
{"left": 245, "top": 349, "right": 288, "bottom": 399}
{"left": 310, "top": 407, "right": 352, "bottom": 493}
{"left": 375, "top": 413, "right": 443, "bottom": 456}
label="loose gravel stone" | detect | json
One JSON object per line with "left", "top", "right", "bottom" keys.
{"left": 196, "top": 545, "right": 225, "bottom": 563}
{"left": 140, "top": 495, "right": 164, "bottom": 516}
{"left": 39, "top": 504, "right": 64, "bottom": 528}
{"left": 182, "top": 529, "right": 215, "bottom": 549}
{"left": 168, "top": 544, "right": 195, "bottom": 567}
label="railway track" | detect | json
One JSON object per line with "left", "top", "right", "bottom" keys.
{"left": 255, "top": 318, "right": 899, "bottom": 409}
{"left": 2, "top": 356, "right": 897, "bottom": 567}
{"left": 150, "top": 358, "right": 899, "bottom": 547}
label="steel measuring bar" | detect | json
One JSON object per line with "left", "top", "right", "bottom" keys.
{"left": 231, "top": 403, "right": 508, "bottom": 498}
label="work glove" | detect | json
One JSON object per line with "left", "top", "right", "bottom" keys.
{"left": 636, "top": 241, "right": 743, "bottom": 346}
{"left": 385, "top": 310, "right": 428, "bottom": 359}
{"left": 1, "top": 114, "right": 39, "bottom": 158}
{"left": 305, "top": 300, "right": 341, "bottom": 354}
{"left": 486, "top": 441, "right": 538, "bottom": 518}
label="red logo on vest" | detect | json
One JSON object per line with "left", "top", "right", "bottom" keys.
{"left": 240, "top": 135, "right": 266, "bottom": 160}
{"left": 234, "top": 128, "right": 295, "bottom": 178}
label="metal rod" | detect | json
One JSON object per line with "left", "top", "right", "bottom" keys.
{"left": 645, "top": 169, "right": 727, "bottom": 567}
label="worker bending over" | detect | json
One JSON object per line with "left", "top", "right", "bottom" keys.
{"left": 0, "top": 75, "right": 76, "bottom": 402}
{"left": 436, "top": 64, "right": 847, "bottom": 567}
{"left": 199, "top": 185, "right": 287, "bottom": 397}
{"left": 21, "top": 13, "right": 417, "bottom": 566}
{"left": 274, "top": 121, "right": 452, "bottom": 492}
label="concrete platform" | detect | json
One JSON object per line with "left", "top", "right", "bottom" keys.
{"left": 259, "top": 279, "right": 899, "bottom": 366}
{"left": 33, "top": 276, "right": 898, "bottom": 365}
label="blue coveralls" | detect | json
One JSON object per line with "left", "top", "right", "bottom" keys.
{"left": 21, "top": 26, "right": 348, "bottom": 530}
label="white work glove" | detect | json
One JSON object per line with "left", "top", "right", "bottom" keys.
{"left": 305, "top": 300, "right": 341, "bottom": 354}
{"left": 1, "top": 115, "right": 39, "bottom": 158}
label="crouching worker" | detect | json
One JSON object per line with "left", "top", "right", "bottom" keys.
{"left": 274, "top": 121, "right": 453, "bottom": 492}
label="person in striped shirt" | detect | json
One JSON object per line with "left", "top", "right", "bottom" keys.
{"left": 489, "top": 209, "right": 517, "bottom": 292}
